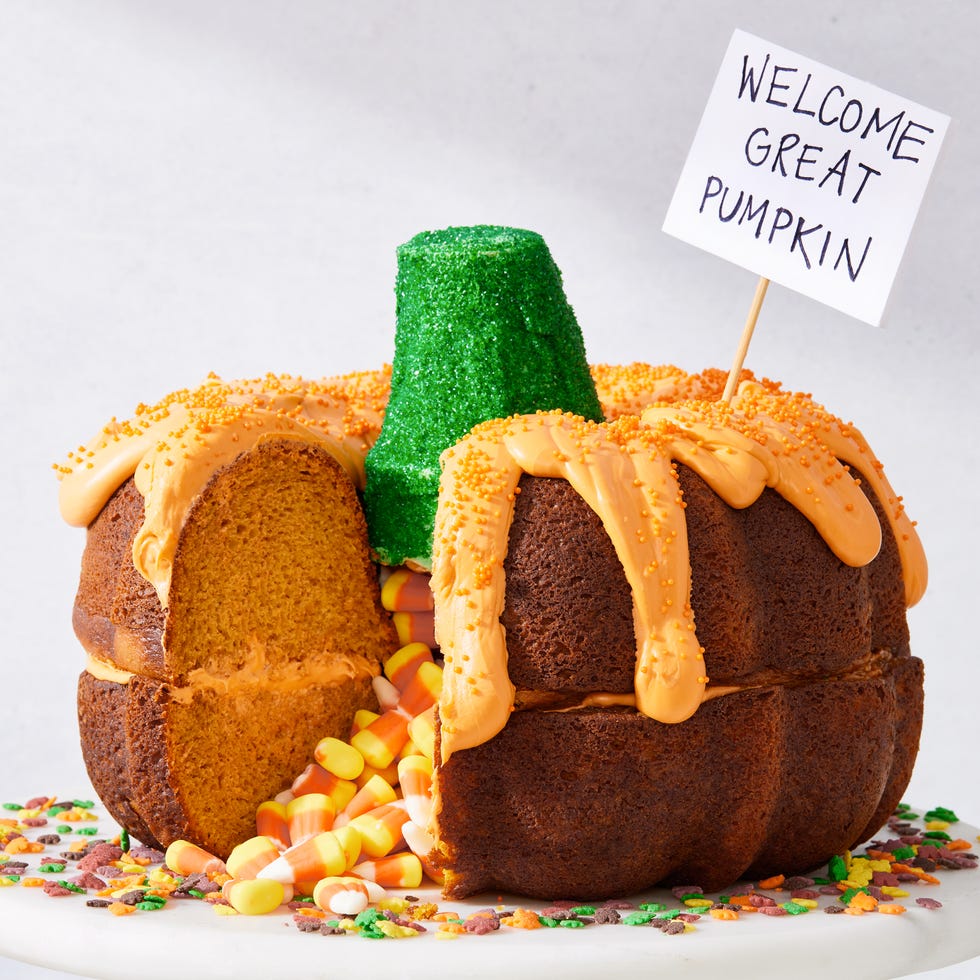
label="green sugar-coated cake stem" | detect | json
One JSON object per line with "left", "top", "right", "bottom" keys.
{"left": 364, "top": 225, "right": 603, "bottom": 568}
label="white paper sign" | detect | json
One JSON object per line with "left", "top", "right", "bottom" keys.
{"left": 663, "top": 30, "right": 949, "bottom": 325}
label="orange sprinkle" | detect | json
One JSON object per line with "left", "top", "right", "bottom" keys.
{"left": 295, "top": 907, "right": 327, "bottom": 919}
{"left": 892, "top": 863, "right": 941, "bottom": 885}
{"left": 20, "top": 877, "right": 46, "bottom": 888}
{"left": 710, "top": 908, "right": 739, "bottom": 920}
{"left": 757, "top": 874, "right": 785, "bottom": 890}
{"left": 878, "top": 903, "right": 907, "bottom": 915}
{"left": 848, "top": 892, "right": 879, "bottom": 912}
{"left": 946, "top": 839, "right": 974, "bottom": 852}
{"left": 500, "top": 908, "right": 542, "bottom": 930}
{"left": 108, "top": 902, "right": 136, "bottom": 916}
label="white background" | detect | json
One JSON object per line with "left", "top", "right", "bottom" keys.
{"left": 1, "top": 2, "right": 977, "bottom": 978}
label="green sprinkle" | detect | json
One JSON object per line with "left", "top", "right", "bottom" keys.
{"left": 839, "top": 887, "right": 868, "bottom": 905}
{"left": 38, "top": 864, "right": 66, "bottom": 873}
{"left": 780, "top": 901, "right": 809, "bottom": 916}
{"left": 828, "top": 854, "right": 848, "bottom": 881}
{"left": 718, "top": 895, "right": 731, "bottom": 904}
{"left": 638, "top": 902, "right": 666, "bottom": 912}
{"left": 358, "top": 927, "right": 386, "bottom": 939}
{"left": 569, "top": 905, "right": 596, "bottom": 916}
{"left": 655, "top": 909, "right": 684, "bottom": 920}
{"left": 56, "top": 826, "right": 73, "bottom": 834}
{"left": 621, "top": 911, "right": 655, "bottom": 926}
{"left": 72, "top": 800, "right": 96, "bottom": 809}
{"left": 2, "top": 875, "right": 21, "bottom": 883}
{"left": 560, "top": 919, "right": 586, "bottom": 928}
{"left": 2, "top": 803, "right": 22, "bottom": 811}
{"left": 294, "top": 896, "right": 316, "bottom": 903}
{"left": 47, "top": 808, "right": 66, "bottom": 817}
{"left": 925, "top": 806, "right": 959, "bottom": 823}
{"left": 77, "top": 827, "right": 99, "bottom": 836}
{"left": 923, "top": 830, "right": 952, "bottom": 842}
{"left": 354, "top": 909, "right": 384, "bottom": 927}
{"left": 56, "top": 881, "right": 87, "bottom": 894}
{"left": 136, "top": 900, "right": 164, "bottom": 911}
{"left": 892, "top": 846, "right": 916, "bottom": 861}
{"left": 679, "top": 892, "right": 705, "bottom": 902}
{"left": 811, "top": 877, "right": 831, "bottom": 886}
{"left": 538, "top": 916, "right": 559, "bottom": 928}
{"left": 326, "top": 919, "right": 340, "bottom": 928}
{"left": 187, "top": 889, "right": 205, "bottom": 899}
{"left": 119, "top": 829, "right": 130, "bottom": 853}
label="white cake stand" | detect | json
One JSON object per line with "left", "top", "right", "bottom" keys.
{"left": 1, "top": 795, "right": 977, "bottom": 980}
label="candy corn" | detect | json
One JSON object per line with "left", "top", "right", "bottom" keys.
{"left": 334, "top": 774, "right": 398, "bottom": 828}
{"left": 291, "top": 763, "right": 358, "bottom": 811}
{"left": 312, "top": 876, "right": 371, "bottom": 916}
{"left": 383, "top": 642, "right": 435, "bottom": 691}
{"left": 255, "top": 800, "right": 290, "bottom": 849}
{"left": 258, "top": 831, "right": 348, "bottom": 884}
{"left": 223, "top": 878, "right": 286, "bottom": 915}
{"left": 347, "top": 804, "right": 410, "bottom": 858}
{"left": 351, "top": 853, "right": 423, "bottom": 888}
{"left": 164, "top": 839, "right": 226, "bottom": 877}
{"left": 397, "top": 755, "right": 433, "bottom": 826}
{"left": 286, "top": 793, "right": 335, "bottom": 842}
{"left": 314, "top": 737, "right": 365, "bottom": 781}
{"left": 226, "top": 836, "right": 281, "bottom": 881}
{"left": 380, "top": 568, "right": 434, "bottom": 612}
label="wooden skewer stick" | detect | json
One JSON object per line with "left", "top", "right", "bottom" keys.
{"left": 722, "top": 276, "right": 770, "bottom": 404}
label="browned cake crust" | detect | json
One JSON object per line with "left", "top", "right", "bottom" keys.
{"left": 75, "top": 439, "right": 398, "bottom": 858}
{"left": 78, "top": 670, "right": 376, "bottom": 856}
{"left": 433, "top": 469, "right": 923, "bottom": 899}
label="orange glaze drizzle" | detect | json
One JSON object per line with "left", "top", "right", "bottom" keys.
{"left": 432, "top": 379, "right": 927, "bottom": 762}
{"left": 56, "top": 370, "right": 390, "bottom": 605}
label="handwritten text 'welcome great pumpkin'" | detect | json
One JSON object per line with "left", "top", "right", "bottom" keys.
{"left": 699, "top": 52, "right": 938, "bottom": 282}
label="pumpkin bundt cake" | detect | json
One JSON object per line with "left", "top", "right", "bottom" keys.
{"left": 58, "top": 372, "right": 399, "bottom": 858}
{"left": 57, "top": 226, "right": 928, "bottom": 903}
{"left": 428, "top": 369, "right": 927, "bottom": 899}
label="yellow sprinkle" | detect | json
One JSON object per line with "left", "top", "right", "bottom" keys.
{"left": 880, "top": 886, "right": 910, "bottom": 898}
{"left": 377, "top": 897, "right": 410, "bottom": 914}
{"left": 376, "top": 920, "right": 420, "bottom": 939}
{"left": 214, "top": 904, "right": 239, "bottom": 916}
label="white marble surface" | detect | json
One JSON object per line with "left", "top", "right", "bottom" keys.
{"left": 1, "top": 2, "right": 977, "bottom": 976}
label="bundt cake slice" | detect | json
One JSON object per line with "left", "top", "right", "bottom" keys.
{"left": 62, "top": 373, "right": 399, "bottom": 858}
{"left": 428, "top": 374, "right": 927, "bottom": 899}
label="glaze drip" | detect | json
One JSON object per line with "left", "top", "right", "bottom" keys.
{"left": 432, "top": 378, "right": 926, "bottom": 761}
